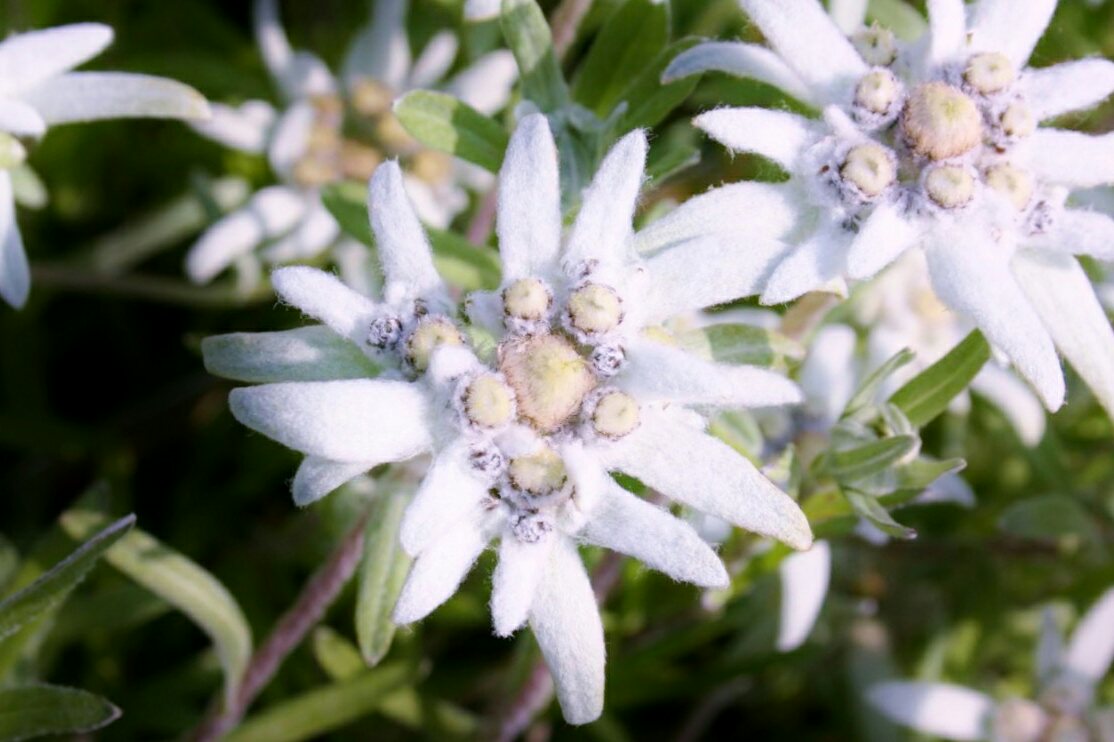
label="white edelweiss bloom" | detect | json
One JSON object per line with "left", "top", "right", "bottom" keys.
{"left": 868, "top": 587, "right": 1114, "bottom": 741}
{"left": 0, "top": 23, "right": 208, "bottom": 308}
{"left": 667, "top": 0, "right": 1114, "bottom": 421}
{"left": 186, "top": 0, "right": 518, "bottom": 285}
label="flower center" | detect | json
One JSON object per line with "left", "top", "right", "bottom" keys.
{"left": 854, "top": 69, "right": 900, "bottom": 115}
{"left": 410, "top": 150, "right": 454, "bottom": 185}
{"left": 503, "top": 278, "right": 552, "bottom": 323}
{"left": 508, "top": 446, "right": 567, "bottom": 496}
{"left": 566, "top": 283, "right": 623, "bottom": 336}
{"left": 902, "top": 82, "right": 983, "bottom": 160}
{"left": 984, "top": 163, "right": 1034, "bottom": 210}
{"left": 590, "top": 391, "right": 640, "bottom": 439}
{"left": 405, "top": 316, "right": 464, "bottom": 372}
{"left": 840, "top": 144, "right": 897, "bottom": 198}
{"left": 463, "top": 374, "right": 516, "bottom": 429}
{"left": 350, "top": 78, "right": 395, "bottom": 118}
{"left": 498, "top": 334, "right": 597, "bottom": 432}
{"left": 964, "top": 52, "right": 1016, "bottom": 95}
{"left": 924, "top": 165, "right": 975, "bottom": 208}
{"left": 852, "top": 24, "right": 897, "bottom": 66}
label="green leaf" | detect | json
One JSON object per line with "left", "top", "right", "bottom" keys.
{"left": 617, "top": 37, "right": 702, "bottom": 131}
{"left": 355, "top": 490, "right": 412, "bottom": 666}
{"left": 0, "top": 538, "right": 18, "bottom": 596}
{"left": 844, "top": 490, "right": 916, "bottom": 540}
{"left": 998, "top": 495, "right": 1100, "bottom": 545}
{"left": 823, "top": 436, "right": 918, "bottom": 485}
{"left": 393, "top": 91, "right": 509, "bottom": 173}
{"left": 889, "top": 331, "right": 990, "bottom": 428}
{"left": 224, "top": 664, "right": 416, "bottom": 742}
{"left": 202, "top": 327, "right": 381, "bottom": 383}
{"left": 312, "top": 627, "right": 366, "bottom": 682}
{"left": 677, "top": 323, "right": 804, "bottom": 369}
{"left": 0, "top": 684, "right": 120, "bottom": 741}
{"left": 320, "top": 181, "right": 373, "bottom": 246}
{"left": 894, "top": 457, "right": 966, "bottom": 492}
{"left": 500, "top": 0, "right": 569, "bottom": 112}
{"left": 645, "top": 136, "right": 700, "bottom": 184}
{"left": 60, "top": 509, "right": 252, "bottom": 708}
{"left": 0, "top": 515, "right": 134, "bottom": 643}
{"left": 843, "top": 347, "right": 915, "bottom": 420}
{"left": 867, "top": 0, "right": 929, "bottom": 41}
{"left": 572, "top": 0, "right": 669, "bottom": 117}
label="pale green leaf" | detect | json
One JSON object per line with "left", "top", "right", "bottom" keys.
{"left": 867, "top": 0, "right": 928, "bottom": 41}
{"left": 822, "top": 436, "right": 918, "bottom": 485}
{"left": 572, "top": 0, "right": 669, "bottom": 117}
{"left": 356, "top": 490, "right": 412, "bottom": 666}
{"left": 677, "top": 322, "right": 804, "bottom": 369}
{"left": 844, "top": 490, "right": 916, "bottom": 540}
{"left": 999, "top": 495, "right": 1100, "bottom": 545}
{"left": 0, "top": 684, "right": 120, "bottom": 741}
{"left": 889, "top": 330, "right": 990, "bottom": 428}
{"left": 320, "top": 181, "right": 373, "bottom": 246}
{"left": 202, "top": 327, "right": 380, "bottom": 383}
{"left": 311, "top": 627, "right": 366, "bottom": 682}
{"left": 500, "top": 0, "right": 570, "bottom": 112}
{"left": 618, "top": 37, "right": 703, "bottom": 131}
{"left": 394, "top": 91, "right": 509, "bottom": 173}
{"left": 843, "top": 348, "right": 915, "bottom": 420}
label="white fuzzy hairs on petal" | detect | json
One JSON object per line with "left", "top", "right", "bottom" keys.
{"left": 777, "top": 540, "right": 831, "bottom": 651}
{"left": 926, "top": 0, "right": 967, "bottom": 67}
{"left": 1028, "top": 130, "right": 1114, "bottom": 189}
{"left": 0, "top": 24, "right": 113, "bottom": 97}
{"left": 528, "top": 538, "right": 606, "bottom": 725}
{"left": 270, "top": 266, "right": 379, "bottom": 347}
{"left": 0, "top": 100, "right": 46, "bottom": 138}
{"left": 846, "top": 201, "right": 921, "bottom": 280}
{"left": 497, "top": 113, "right": 563, "bottom": 282}
{"left": 291, "top": 457, "right": 373, "bottom": 507}
{"left": 491, "top": 533, "right": 555, "bottom": 637}
{"left": 867, "top": 681, "right": 996, "bottom": 740}
{"left": 399, "top": 443, "right": 491, "bottom": 557}
{"left": 694, "top": 108, "right": 816, "bottom": 171}
{"left": 968, "top": 0, "right": 1057, "bottom": 68}
{"left": 393, "top": 513, "right": 490, "bottom": 625}
{"left": 563, "top": 129, "right": 647, "bottom": 271}
{"left": 0, "top": 173, "right": 30, "bottom": 309}
{"left": 662, "top": 42, "right": 814, "bottom": 105}
{"left": 1023, "top": 59, "right": 1114, "bottom": 122}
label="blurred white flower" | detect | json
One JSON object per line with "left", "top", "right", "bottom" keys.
{"left": 186, "top": 0, "right": 517, "bottom": 285}
{"left": 868, "top": 587, "right": 1114, "bottom": 741}
{"left": 667, "top": 0, "right": 1114, "bottom": 421}
{"left": 0, "top": 23, "right": 208, "bottom": 308}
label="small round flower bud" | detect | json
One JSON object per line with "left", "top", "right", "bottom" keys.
{"left": 984, "top": 163, "right": 1034, "bottom": 210}
{"left": 566, "top": 283, "right": 623, "bottom": 336}
{"left": 367, "top": 315, "right": 403, "bottom": 349}
{"left": 508, "top": 446, "right": 567, "bottom": 497}
{"left": 511, "top": 512, "right": 553, "bottom": 543}
{"left": 964, "top": 52, "right": 1016, "bottom": 95}
{"left": 855, "top": 69, "right": 901, "bottom": 115}
{"left": 852, "top": 24, "right": 897, "bottom": 66}
{"left": 469, "top": 441, "right": 507, "bottom": 479}
{"left": 590, "top": 391, "right": 640, "bottom": 439}
{"left": 463, "top": 374, "right": 516, "bottom": 429}
{"left": 999, "top": 101, "right": 1035, "bottom": 140}
{"left": 0, "top": 133, "right": 27, "bottom": 170}
{"left": 411, "top": 150, "right": 453, "bottom": 185}
{"left": 405, "top": 316, "right": 464, "bottom": 372}
{"left": 499, "top": 334, "right": 597, "bottom": 432}
{"left": 590, "top": 344, "right": 626, "bottom": 378}
{"left": 924, "top": 165, "right": 975, "bottom": 209}
{"left": 840, "top": 144, "right": 897, "bottom": 198}
{"left": 350, "top": 78, "right": 394, "bottom": 117}
{"left": 503, "top": 278, "right": 551, "bottom": 323}
{"left": 375, "top": 113, "right": 416, "bottom": 151}
{"left": 902, "top": 82, "right": 983, "bottom": 160}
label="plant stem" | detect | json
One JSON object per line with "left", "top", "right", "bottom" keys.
{"left": 550, "top": 0, "right": 594, "bottom": 60}
{"left": 190, "top": 514, "right": 369, "bottom": 742}
{"left": 466, "top": 187, "right": 499, "bottom": 245}
{"left": 31, "top": 263, "right": 274, "bottom": 308}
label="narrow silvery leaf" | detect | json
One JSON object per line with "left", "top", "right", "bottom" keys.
{"left": 0, "top": 685, "right": 121, "bottom": 740}
{"left": 500, "top": 0, "right": 569, "bottom": 112}
{"left": 889, "top": 331, "right": 991, "bottom": 428}
{"left": 393, "top": 91, "right": 509, "bottom": 173}
{"left": 677, "top": 323, "right": 804, "bottom": 369}
{"left": 356, "top": 489, "right": 412, "bottom": 666}
{"left": 844, "top": 490, "right": 915, "bottom": 540}
{"left": 823, "top": 436, "right": 918, "bottom": 486}
{"left": 571, "top": 0, "right": 668, "bottom": 117}
{"left": 0, "top": 514, "right": 134, "bottom": 642}
{"left": 60, "top": 508, "right": 253, "bottom": 708}
{"left": 23, "top": 72, "right": 210, "bottom": 124}
{"left": 202, "top": 327, "right": 380, "bottom": 383}
{"left": 843, "top": 348, "right": 915, "bottom": 421}
{"left": 618, "top": 38, "right": 703, "bottom": 131}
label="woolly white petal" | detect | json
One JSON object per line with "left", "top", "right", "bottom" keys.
{"left": 1023, "top": 60, "right": 1114, "bottom": 121}
{"left": 777, "top": 540, "right": 831, "bottom": 651}
{"left": 191, "top": 100, "right": 275, "bottom": 154}
{"left": 528, "top": 538, "right": 605, "bottom": 725}
{"left": 407, "top": 32, "right": 459, "bottom": 90}
{"left": 369, "top": 161, "right": 445, "bottom": 304}
{"left": 634, "top": 181, "right": 798, "bottom": 255}
{"left": 399, "top": 443, "right": 491, "bottom": 557}
{"left": 464, "top": 0, "right": 501, "bottom": 21}
{"left": 1031, "top": 209, "right": 1114, "bottom": 261}
{"left": 829, "top": 0, "right": 868, "bottom": 36}
{"left": 925, "top": 236, "right": 1064, "bottom": 410}
{"left": 393, "top": 514, "right": 489, "bottom": 625}
{"left": 291, "top": 457, "right": 373, "bottom": 507}
{"left": 497, "top": 114, "right": 562, "bottom": 281}
{"left": 262, "top": 201, "right": 340, "bottom": 263}
{"left": 1063, "top": 587, "right": 1114, "bottom": 684}
{"left": 563, "top": 130, "right": 646, "bottom": 270}
{"left": 926, "top": 0, "right": 967, "bottom": 66}
{"left": 800, "top": 324, "right": 858, "bottom": 423}
{"left": 186, "top": 186, "right": 306, "bottom": 284}
{"left": 579, "top": 481, "right": 728, "bottom": 588}
{"left": 228, "top": 379, "right": 432, "bottom": 462}
{"left": 761, "top": 227, "right": 851, "bottom": 305}
{"left": 23, "top": 72, "right": 209, "bottom": 124}
{"left": 738, "top": 0, "right": 868, "bottom": 104}
{"left": 1028, "top": 130, "right": 1114, "bottom": 189}
{"left": 202, "top": 326, "right": 377, "bottom": 383}
{"left": 970, "top": 365, "right": 1046, "bottom": 446}
{"left": 271, "top": 266, "right": 379, "bottom": 346}
{"left": 602, "top": 408, "right": 813, "bottom": 550}
{"left": 968, "top": 0, "right": 1056, "bottom": 67}
{"left": 254, "top": 0, "right": 335, "bottom": 98}
{"left": 846, "top": 202, "right": 921, "bottom": 280}
{"left": 694, "top": 108, "right": 816, "bottom": 170}
{"left": 0, "top": 174, "right": 30, "bottom": 309}
{"left": 342, "top": 0, "right": 411, "bottom": 90}
{"left": 491, "top": 534, "right": 554, "bottom": 637}
{"left": 266, "top": 101, "right": 313, "bottom": 179}
{"left": 447, "top": 50, "right": 518, "bottom": 115}
{"left": 0, "top": 24, "right": 112, "bottom": 96}
{"left": 661, "top": 42, "right": 813, "bottom": 104}
{"left": 621, "top": 337, "right": 803, "bottom": 408}
{"left": 867, "top": 682, "right": 994, "bottom": 740}
{"left": 1013, "top": 250, "right": 1114, "bottom": 420}
{"left": 0, "top": 99, "right": 45, "bottom": 137}
{"left": 643, "top": 236, "right": 790, "bottom": 320}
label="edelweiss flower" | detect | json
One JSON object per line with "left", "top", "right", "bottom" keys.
{"left": 0, "top": 23, "right": 208, "bottom": 308}
{"left": 666, "top": 0, "right": 1114, "bottom": 420}
{"left": 186, "top": 0, "right": 516, "bottom": 284}
{"left": 868, "top": 587, "right": 1114, "bottom": 741}
{"left": 206, "top": 113, "right": 813, "bottom": 724}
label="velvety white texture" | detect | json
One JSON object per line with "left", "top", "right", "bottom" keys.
{"left": 446, "top": 50, "right": 518, "bottom": 115}
{"left": 868, "top": 681, "right": 995, "bottom": 741}
{"left": 777, "top": 540, "right": 831, "bottom": 651}
{"left": 1023, "top": 59, "right": 1114, "bottom": 121}
{"left": 926, "top": 0, "right": 966, "bottom": 65}
{"left": 0, "top": 24, "right": 113, "bottom": 96}
{"left": 968, "top": 0, "right": 1056, "bottom": 67}
{"left": 1035, "top": 209, "right": 1114, "bottom": 261}
{"left": 394, "top": 514, "right": 489, "bottom": 624}
{"left": 369, "top": 161, "right": 446, "bottom": 306}
{"left": 399, "top": 443, "right": 490, "bottom": 556}
{"left": 497, "top": 113, "right": 562, "bottom": 281}
{"left": 191, "top": 101, "right": 275, "bottom": 154}
{"left": 662, "top": 42, "right": 812, "bottom": 104}
{"left": 0, "top": 172, "right": 29, "bottom": 309}
{"left": 271, "top": 266, "right": 379, "bottom": 346}
{"left": 22, "top": 72, "right": 208, "bottom": 124}
{"left": 491, "top": 534, "right": 554, "bottom": 637}
{"left": 0, "top": 99, "right": 45, "bottom": 137}
{"left": 846, "top": 201, "right": 921, "bottom": 280}
{"left": 1028, "top": 130, "right": 1114, "bottom": 189}
{"left": 761, "top": 226, "right": 848, "bottom": 305}
{"left": 1063, "top": 587, "right": 1114, "bottom": 683}
{"left": 694, "top": 108, "right": 815, "bottom": 170}
{"left": 828, "top": 0, "right": 868, "bottom": 35}
{"left": 291, "top": 456, "right": 374, "bottom": 507}
{"left": 228, "top": 379, "right": 432, "bottom": 462}
{"left": 799, "top": 324, "right": 858, "bottom": 423}
{"left": 528, "top": 538, "right": 605, "bottom": 725}
{"left": 202, "top": 326, "right": 377, "bottom": 383}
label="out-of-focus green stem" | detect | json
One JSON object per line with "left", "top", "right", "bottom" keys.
{"left": 30, "top": 263, "right": 273, "bottom": 308}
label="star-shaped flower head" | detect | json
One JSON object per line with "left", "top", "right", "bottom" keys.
{"left": 206, "top": 113, "right": 813, "bottom": 724}
{"left": 0, "top": 23, "right": 208, "bottom": 308}
{"left": 666, "top": 0, "right": 1114, "bottom": 421}
{"left": 186, "top": 0, "right": 517, "bottom": 284}
{"left": 868, "top": 586, "right": 1114, "bottom": 741}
